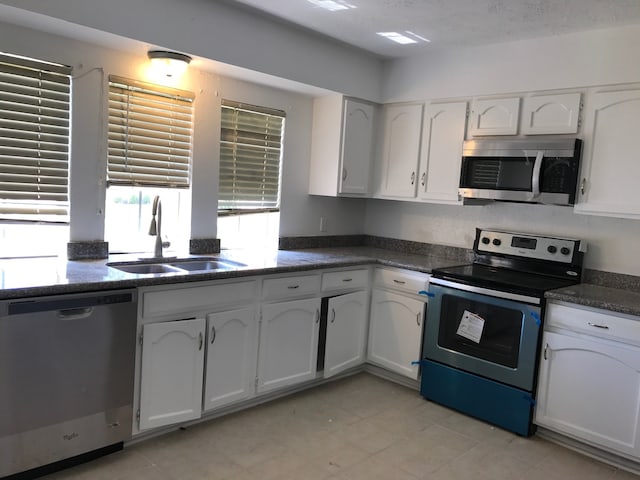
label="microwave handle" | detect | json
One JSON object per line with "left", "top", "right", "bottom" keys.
{"left": 531, "top": 151, "right": 544, "bottom": 198}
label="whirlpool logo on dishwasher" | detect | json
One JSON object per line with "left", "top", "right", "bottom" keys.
{"left": 63, "top": 432, "right": 79, "bottom": 441}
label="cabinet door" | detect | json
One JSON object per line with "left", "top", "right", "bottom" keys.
{"left": 536, "top": 330, "right": 640, "bottom": 458}
{"left": 139, "top": 318, "right": 205, "bottom": 431}
{"left": 203, "top": 308, "right": 258, "bottom": 412}
{"left": 368, "top": 289, "right": 425, "bottom": 379}
{"left": 257, "top": 298, "right": 321, "bottom": 393}
{"left": 324, "top": 291, "right": 369, "bottom": 378}
{"left": 378, "top": 103, "right": 423, "bottom": 198}
{"left": 575, "top": 88, "right": 640, "bottom": 219}
{"left": 417, "top": 101, "right": 467, "bottom": 204}
{"left": 521, "top": 93, "right": 581, "bottom": 134}
{"left": 340, "top": 99, "right": 374, "bottom": 196}
{"left": 469, "top": 97, "right": 520, "bottom": 136}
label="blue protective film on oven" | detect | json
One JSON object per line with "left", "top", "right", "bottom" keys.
{"left": 530, "top": 310, "right": 541, "bottom": 326}
{"left": 418, "top": 290, "right": 435, "bottom": 297}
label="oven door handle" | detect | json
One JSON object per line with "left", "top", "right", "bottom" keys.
{"left": 429, "top": 277, "right": 541, "bottom": 305}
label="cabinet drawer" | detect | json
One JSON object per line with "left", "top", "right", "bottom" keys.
{"left": 322, "top": 269, "right": 369, "bottom": 291}
{"left": 262, "top": 274, "right": 321, "bottom": 300}
{"left": 373, "top": 268, "right": 430, "bottom": 295}
{"left": 546, "top": 302, "right": 640, "bottom": 346}
{"left": 142, "top": 280, "right": 258, "bottom": 318}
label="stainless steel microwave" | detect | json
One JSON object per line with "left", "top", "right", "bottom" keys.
{"left": 459, "top": 137, "right": 582, "bottom": 206}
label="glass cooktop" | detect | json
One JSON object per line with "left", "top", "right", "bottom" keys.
{"left": 431, "top": 263, "right": 579, "bottom": 298}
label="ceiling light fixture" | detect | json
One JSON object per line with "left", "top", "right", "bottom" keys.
{"left": 147, "top": 50, "right": 192, "bottom": 78}
{"left": 307, "top": 0, "right": 356, "bottom": 12}
{"left": 377, "top": 31, "right": 431, "bottom": 45}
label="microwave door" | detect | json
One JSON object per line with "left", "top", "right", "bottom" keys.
{"left": 459, "top": 154, "right": 537, "bottom": 202}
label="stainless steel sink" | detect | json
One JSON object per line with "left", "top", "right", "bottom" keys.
{"left": 168, "top": 259, "right": 246, "bottom": 271}
{"left": 109, "top": 263, "right": 185, "bottom": 274}
{"left": 108, "top": 257, "right": 246, "bottom": 275}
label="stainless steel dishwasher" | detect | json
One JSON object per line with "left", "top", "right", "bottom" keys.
{"left": 0, "top": 289, "right": 137, "bottom": 479}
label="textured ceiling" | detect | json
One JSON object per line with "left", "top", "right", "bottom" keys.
{"left": 227, "top": 0, "right": 640, "bottom": 58}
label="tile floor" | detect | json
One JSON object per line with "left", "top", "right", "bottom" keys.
{"left": 44, "top": 373, "right": 640, "bottom": 480}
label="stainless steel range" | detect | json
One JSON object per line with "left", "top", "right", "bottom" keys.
{"left": 420, "top": 228, "right": 586, "bottom": 436}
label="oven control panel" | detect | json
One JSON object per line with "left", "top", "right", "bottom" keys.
{"left": 475, "top": 229, "right": 585, "bottom": 263}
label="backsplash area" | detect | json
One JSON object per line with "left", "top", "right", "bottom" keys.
{"left": 279, "top": 234, "right": 640, "bottom": 293}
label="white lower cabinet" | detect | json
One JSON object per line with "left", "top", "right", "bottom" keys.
{"left": 138, "top": 317, "right": 206, "bottom": 431}
{"left": 257, "top": 297, "right": 321, "bottom": 393}
{"left": 368, "top": 289, "right": 425, "bottom": 380}
{"left": 324, "top": 290, "right": 369, "bottom": 378}
{"left": 203, "top": 307, "right": 258, "bottom": 412}
{"left": 536, "top": 304, "right": 640, "bottom": 460}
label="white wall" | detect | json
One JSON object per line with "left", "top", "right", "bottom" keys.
{"left": 0, "top": 20, "right": 366, "bottom": 248}
{"left": 0, "top": 0, "right": 383, "bottom": 102}
{"left": 367, "top": 25, "right": 640, "bottom": 276}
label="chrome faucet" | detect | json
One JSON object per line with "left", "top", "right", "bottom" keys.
{"left": 148, "top": 195, "right": 164, "bottom": 258}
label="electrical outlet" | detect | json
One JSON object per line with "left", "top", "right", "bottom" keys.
{"left": 319, "top": 216, "right": 328, "bottom": 232}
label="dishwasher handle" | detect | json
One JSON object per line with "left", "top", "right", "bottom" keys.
{"left": 57, "top": 307, "right": 94, "bottom": 320}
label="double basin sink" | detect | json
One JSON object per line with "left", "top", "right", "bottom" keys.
{"left": 108, "top": 257, "right": 246, "bottom": 275}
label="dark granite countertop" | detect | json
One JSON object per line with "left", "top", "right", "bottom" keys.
{"left": 0, "top": 247, "right": 467, "bottom": 300}
{"left": 546, "top": 284, "right": 640, "bottom": 318}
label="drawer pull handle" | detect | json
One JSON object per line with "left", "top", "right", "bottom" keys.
{"left": 210, "top": 326, "right": 217, "bottom": 344}
{"left": 588, "top": 322, "right": 609, "bottom": 329}
{"left": 287, "top": 285, "right": 300, "bottom": 289}
{"left": 342, "top": 278, "right": 353, "bottom": 282}
{"left": 393, "top": 279, "right": 406, "bottom": 285}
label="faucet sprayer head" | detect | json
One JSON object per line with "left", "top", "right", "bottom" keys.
{"left": 148, "top": 196, "right": 160, "bottom": 236}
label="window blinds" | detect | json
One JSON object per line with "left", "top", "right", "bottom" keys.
{"left": 108, "top": 75, "right": 194, "bottom": 188}
{"left": 0, "top": 53, "right": 72, "bottom": 221}
{"left": 219, "top": 100, "right": 285, "bottom": 212}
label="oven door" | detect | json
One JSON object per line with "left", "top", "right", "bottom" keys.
{"left": 424, "top": 279, "right": 542, "bottom": 391}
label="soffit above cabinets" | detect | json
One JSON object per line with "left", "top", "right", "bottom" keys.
{"left": 226, "top": 0, "right": 640, "bottom": 59}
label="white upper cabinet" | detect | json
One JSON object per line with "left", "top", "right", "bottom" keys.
{"left": 521, "top": 93, "right": 582, "bottom": 135}
{"left": 376, "top": 103, "right": 424, "bottom": 198}
{"left": 417, "top": 101, "right": 467, "bottom": 204}
{"left": 469, "top": 97, "right": 520, "bottom": 136}
{"left": 574, "top": 87, "right": 640, "bottom": 219}
{"left": 308, "top": 95, "right": 375, "bottom": 197}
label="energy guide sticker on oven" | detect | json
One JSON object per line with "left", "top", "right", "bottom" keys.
{"left": 457, "top": 310, "right": 485, "bottom": 343}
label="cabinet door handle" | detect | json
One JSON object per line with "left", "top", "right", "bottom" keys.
{"left": 543, "top": 343, "right": 549, "bottom": 360}
{"left": 393, "top": 279, "right": 406, "bottom": 285}
{"left": 316, "top": 309, "right": 320, "bottom": 324}
{"left": 416, "top": 312, "right": 421, "bottom": 326}
{"left": 410, "top": 171, "right": 416, "bottom": 185}
{"left": 210, "top": 326, "right": 217, "bottom": 344}
{"left": 580, "top": 178, "right": 586, "bottom": 195}
{"left": 342, "top": 168, "right": 347, "bottom": 181}
{"left": 198, "top": 332, "right": 203, "bottom": 351}
{"left": 331, "top": 308, "right": 336, "bottom": 323}
{"left": 421, "top": 172, "right": 426, "bottom": 187}
{"left": 588, "top": 322, "right": 609, "bottom": 329}
{"left": 287, "top": 285, "right": 300, "bottom": 289}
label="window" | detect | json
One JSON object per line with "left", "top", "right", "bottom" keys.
{"left": 218, "top": 100, "right": 285, "bottom": 212}
{"left": 105, "top": 76, "right": 194, "bottom": 253}
{"left": 0, "top": 52, "right": 72, "bottom": 222}
{"left": 218, "top": 100, "right": 284, "bottom": 250}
